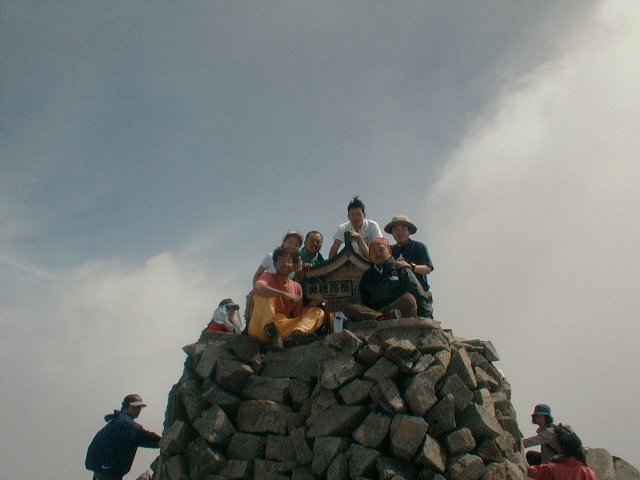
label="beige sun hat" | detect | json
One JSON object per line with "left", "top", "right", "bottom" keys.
{"left": 384, "top": 215, "right": 417, "bottom": 234}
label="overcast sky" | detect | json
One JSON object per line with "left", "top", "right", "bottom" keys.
{"left": 1, "top": 1, "right": 639, "bottom": 478}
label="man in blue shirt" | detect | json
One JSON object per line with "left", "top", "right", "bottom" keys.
{"left": 384, "top": 215, "right": 434, "bottom": 319}
{"left": 86, "top": 394, "right": 161, "bottom": 480}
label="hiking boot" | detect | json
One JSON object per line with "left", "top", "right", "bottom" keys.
{"left": 263, "top": 323, "right": 283, "bottom": 351}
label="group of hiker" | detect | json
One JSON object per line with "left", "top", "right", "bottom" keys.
{"left": 84, "top": 196, "right": 598, "bottom": 480}
{"left": 205, "top": 195, "right": 435, "bottom": 350}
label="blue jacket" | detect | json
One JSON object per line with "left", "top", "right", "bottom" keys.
{"left": 359, "top": 257, "right": 431, "bottom": 316}
{"left": 85, "top": 410, "right": 160, "bottom": 478}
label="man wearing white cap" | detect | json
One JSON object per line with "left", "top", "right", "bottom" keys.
{"left": 85, "top": 394, "right": 161, "bottom": 480}
{"left": 384, "top": 215, "right": 434, "bottom": 319}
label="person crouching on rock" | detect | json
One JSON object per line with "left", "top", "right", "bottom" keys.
{"left": 527, "top": 424, "right": 597, "bottom": 480}
{"left": 248, "top": 246, "right": 325, "bottom": 350}
{"left": 524, "top": 404, "right": 561, "bottom": 465}
{"left": 206, "top": 298, "right": 243, "bottom": 334}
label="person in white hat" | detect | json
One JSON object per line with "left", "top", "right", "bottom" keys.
{"left": 384, "top": 215, "right": 434, "bottom": 318}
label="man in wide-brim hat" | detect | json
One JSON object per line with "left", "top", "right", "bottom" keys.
{"left": 384, "top": 215, "right": 434, "bottom": 318}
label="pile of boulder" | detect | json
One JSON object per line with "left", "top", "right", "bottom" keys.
{"left": 150, "top": 318, "right": 531, "bottom": 480}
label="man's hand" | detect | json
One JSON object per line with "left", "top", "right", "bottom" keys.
{"left": 283, "top": 291, "right": 302, "bottom": 303}
{"left": 395, "top": 260, "right": 411, "bottom": 269}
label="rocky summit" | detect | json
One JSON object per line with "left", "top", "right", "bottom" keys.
{"left": 148, "top": 318, "right": 639, "bottom": 480}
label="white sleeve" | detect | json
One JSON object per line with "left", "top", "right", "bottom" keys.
{"left": 260, "top": 253, "right": 272, "bottom": 269}
{"left": 332, "top": 223, "right": 347, "bottom": 242}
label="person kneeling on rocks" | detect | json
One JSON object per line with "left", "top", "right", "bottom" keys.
{"left": 248, "top": 246, "right": 325, "bottom": 350}
{"left": 343, "top": 237, "right": 431, "bottom": 321}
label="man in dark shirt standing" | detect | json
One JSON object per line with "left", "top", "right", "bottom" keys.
{"left": 85, "top": 394, "right": 161, "bottom": 480}
{"left": 384, "top": 215, "right": 434, "bottom": 318}
{"left": 343, "top": 238, "right": 431, "bottom": 321}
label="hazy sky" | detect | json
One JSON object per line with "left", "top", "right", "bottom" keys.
{"left": 2, "top": 1, "right": 639, "bottom": 478}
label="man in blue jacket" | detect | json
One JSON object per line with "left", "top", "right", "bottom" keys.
{"left": 86, "top": 394, "right": 161, "bottom": 480}
{"left": 343, "top": 238, "right": 431, "bottom": 321}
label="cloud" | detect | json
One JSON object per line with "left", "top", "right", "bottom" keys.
{"left": 427, "top": 0, "right": 640, "bottom": 466}
{"left": 0, "top": 251, "right": 234, "bottom": 479}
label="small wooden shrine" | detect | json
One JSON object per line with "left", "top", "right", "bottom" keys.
{"left": 301, "top": 233, "right": 371, "bottom": 313}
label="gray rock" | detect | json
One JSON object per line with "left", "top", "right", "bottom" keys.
{"left": 445, "top": 428, "right": 476, "bottom": 455}
{"left": 614, "top": 456, "right": 640, "bottom": 480}
{"left": 306, "top": 404, "right": 369, "bottom": 437}
{"left": 185, "top": 437, "right": 226, "bottom": 480}
{"left": 457, "top": 403, "right": 503, "bottom": 441}
{"left": 312, "top": 436, "right": 351, "bottom": 476}
{"left": 261, "top": 342, "right": 339, "bottom": 380}
{"left": 462, "top": 339, "right": 500, "bottom": 362}
{"left": 179, "top": 378, "right": 208, "bottom": 422}
{"left": 345, "top": 443, "right": 380, "bottom": 479}
{"left": 426, "top": 394, "right": 456, "bottom": 438}
{"left": 404, "top": 365, "right": 445, "bottom": 416}
{"left": 228, "top": 335, "right": 261, "bottom": 362}
{"left": 165, "top": 455, "right": 189, "bottom": 480}
{"left": 352, "top": 412, "right": 392, "bottom": 449}
{"left": 367, "top": 318, "right": 443, "bottom": 347}
{"left": 290, "top": 426, "right": 314, "bottom": 465}
{"left": 235, "top": 400, "right": 292, "bottom": 435}
{"left": 323, "top": 329, "right": 364, "bottom": 355}
{"left": 482, "top": 461, "right": 506, "bottom": 480}
{"left": 447, "top": 348, "right": 477, "bottom": 390}
{"left": 266, "top": 434, "right": 296, "bottom": 461}
{"left": 303, "top": 387, "right": 337, "bottom": 426}
{"left": 363, "top": 357, "right": 400, "bottom": 383}
{"left": 475, "top": 367, "right": 499, "bottom": 392}
{"left": 195, "top": 342, "right": 229, "bottom": 379}
{"left": 409, "top": 353, "right": 435, "bottom": 374}
{"left": 326, "top": 452, "right": 349, "bottom": 479}
{"left": 291, "top": 465, "right": 318, "bottom": 480}
{"left": 447, "top": 454, "right": 486, "bottom": 480}
{"left": 217, "top": 458, "right": 252, "bottom": 479}
{"left": 159, "top": 420, "right": 196, "bottom": 455}
{"left": 253, "top": 459, "right": 297, "bottom": 478}
{"left": 372, "top": 378, "right": 407, "bottom": 414}
{"left": 377, "top": 455, "right": 420, "bottom": 480}
{"left": 384, "top": 337, "right": 421, "bottom": 367}
{"left": 192, "top": 405, "right": 236, "bottom": 447}
{"left": 586, "top": 448, "right": 616, "bottom": 480}
{"left": 467, "top": 351, "right": 503, "bottom": 383}
{"left": 227, "top": 432, "right": 266, "bottom": 460}
{"left": 390, "top": 414, "right": 430, "bottom": 460}
{"left": 338, "top": 378, "right": 374, "bottom": 405}
{"left": 319, "top": 357, "right": 364, "bottom": 390}
{"left": 202, "top": 383, "right": 242, "bottom": 418}
{"left": 433, "top": 349, "right": 452, "bottom": 369}
{"left": 288, "top": 378, "right": 312, "bottom": 407}
{"left": 357, "top": 344, "right": 383, "bottom": 366}
{"left": 439, "top": 374, "right": 473, "bottom": 413}
{"left": 240, "top": 374, "right": 290, "bottom": 403}
{"left": 214, "top": 358, "right": 254, "bottom": 393}
{"left": 415, "top": 434, "right": 446, "bottom": 472}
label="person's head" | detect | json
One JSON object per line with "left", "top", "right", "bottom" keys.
{"left": 282, "top": 231, "right": 303, "bottom": 254}
{"left": 531, "top": 404, "right": 554, "bottom": 427}
{"left": 304, "top": 231, "right": 323, "bottom": 255}
{"left": 219, "top": 298, "right": 240, "bottom": 318}
{"left": 555, "top": 424, "right": 586, "bottom": 463}
{"left": 121, "top": 393, "right": 146, "bottom": 418}
{"left": 368, "top": 238, "right": 392, "bottom": 265}
{"left": 272, "top": 246, "right": 294, "bottom": 276}
{"left": 384, "top": 215, "right": 418, "bottom": 245}
{"left": 347, "top": 196, "right": 366, "bottom": 229}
